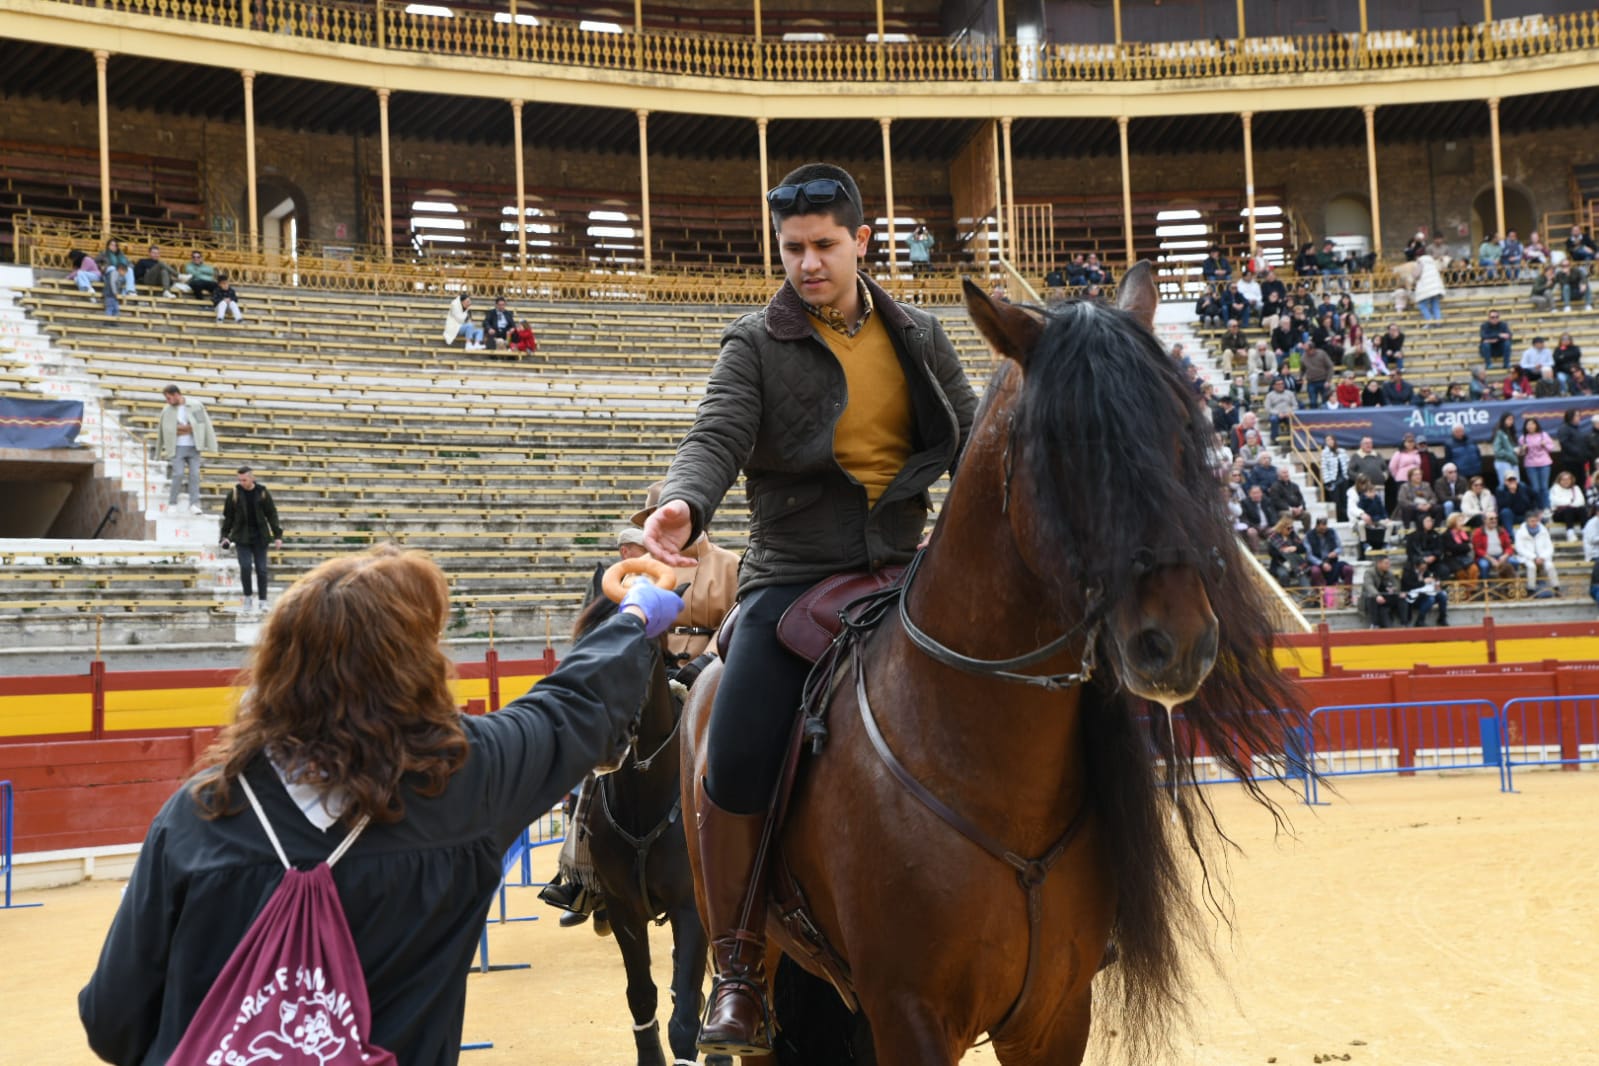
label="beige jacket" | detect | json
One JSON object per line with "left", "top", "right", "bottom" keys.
{"left": 666, "top": 537, "right": 740, "bottom": 662}
{"left": 157, "top": 398, "right": 217, "bottom": 459}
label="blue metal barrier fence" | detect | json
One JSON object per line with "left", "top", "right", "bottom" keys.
{"left": 2, "top": 780, "right": 44, "bottom": 910}
{"left": 1303, "top": 700, "right": 1506, "bottom": 803}
{"left": 1500, "top": 695, "right": 1599, "bottom": 791}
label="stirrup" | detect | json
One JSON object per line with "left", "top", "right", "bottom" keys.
{"left": 698, "top": 975, "right": 773, "bottom": 1055}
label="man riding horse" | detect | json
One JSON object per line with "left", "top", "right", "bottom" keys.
{"left": 642, "top": 162, "right": 978, "bottom": 1056}
{"left": 543, "top": 482, "right": 739, "bottom": 927}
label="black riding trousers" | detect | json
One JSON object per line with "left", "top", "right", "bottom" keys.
{"left": 704, "top": 582, "right": 813, "bottom": 815}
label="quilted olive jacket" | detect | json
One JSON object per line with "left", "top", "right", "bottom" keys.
{"left": 661, "top": 273, "right": 978, "bottom": 595}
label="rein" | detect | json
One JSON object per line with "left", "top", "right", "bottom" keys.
{"left": 896, "top": 549, "right": 1101, "bottom": 691}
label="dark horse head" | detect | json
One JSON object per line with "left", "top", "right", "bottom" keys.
{"left": 572, "top": 593, "right": 675, "bottom": 776}
{"left": 965, "top": 266, "right": 1224, "bottom": 705}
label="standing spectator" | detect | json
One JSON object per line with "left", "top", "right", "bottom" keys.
{"left": 1445, "top": 424, "right": 1484, "bottom": 483}
{"left": 1549, "top": 470, "right": 1587, "bottom": 540}
{"left": 1381, "top": 371, "right": 1417, "bottom": 407}
{"left": 1530, "top": 265, "right": 1561, "bottom": 311}
{"left": 1500, "top": 230, "right": 1525, "bottom": 280}
{"left": 1554, "top": 408, "right": 1592, "bottom": 482}
{"left": 1263, "top": 378, "right": 1298, "bottom": 441}
{"left": 1477, "top": 232, "right": 1502, "bottom": 279}
{"left": 134, "top": 243, "right": 179, "bottom": 297}
{"left": 482, "top": 296, "right": 515, "bottom": 351}
{"left": 102, "top": 238, "right": 137, "bottom": 302}
{"left": 443, "top": 293, "right": 484, "bottom": 349}
{"left": 1495, "top": 472, "right": 1537, "bottom": 526}
{"left": 212, "top": 272, "right": 244, "bottom": 323}
{"left": 1414, "top": 252, "right": 1446, "bottom": 323}
{"left": 1320, "top": 434, "right": 1351, "bottom": 518}
{"left": 1520, "top": 416, "right": 1557, "bottom": 510}
{"left": 1491, "top": 413, "right": 1519, "bottom": 486}
{"left": 1473, "top": 511, "right": 1518, "bottom": 582}
{"left": 1460, "top": 475, "right": 1496, "bottom": 529}
{"left": 1361, "top": 553, "right": 1404, "bottom": 627}
{"left": 220, "top": 466, "right": 285, "bottom": 615}
{"left": 77, "top": 545, "right": 678, "bottom": 1066}
{"left": 1378, "top": 323, "right": 1405, "bottom": 373}
{"left": 157, "top": 384, "right": 216, "bottom": 515}
{"left": 182, "top": 249, "right": 219, "bottom": 301}
{"left": 1478, "top": 309, "right": 1512, "bottom": 370}
{"left": 1348, "top": 437, "right": 1388, "bottom": 493}
{"left": 1404, "top": 230, "right": 1427, "bottom": 261}
{"left": 1567, "top": 225, "right": 1598, "bottom": 263}
{"left": 1301, "top": 342, "right": 1333, "bottom": 409}
{"left": 906, "top": 223, "right": 935, "bottom": 274}
{"left": 1514, "top": 510, "right": 1561, "bottom": 597}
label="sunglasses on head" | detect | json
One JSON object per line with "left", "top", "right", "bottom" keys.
{"left": 766, "top": 178, "right": 856, "bottom": 212}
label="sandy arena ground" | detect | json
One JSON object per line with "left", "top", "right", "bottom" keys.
{"left": 2, "top": 771, "right": 1595, "bottom": 1066}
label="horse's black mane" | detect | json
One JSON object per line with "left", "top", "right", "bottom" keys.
{"left": 1013, "top": 297, "right": 1304, "bottom": 1060}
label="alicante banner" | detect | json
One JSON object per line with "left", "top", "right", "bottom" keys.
{"left": 0, "top": 397, "right": 84, "bottom": 450}
{"left": 1290, "top": 396, "right": 1599, "bottom": 451}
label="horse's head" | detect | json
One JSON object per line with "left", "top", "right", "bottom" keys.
{"left": 963, "top": 265, "right": 1221, "bottom": 706}
{"left": 571, "top": 593, "right": 671, "bottom": 775}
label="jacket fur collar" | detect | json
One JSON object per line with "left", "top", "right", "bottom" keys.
{"left": 763, "top": 272, "right": 914, "bottom": 341}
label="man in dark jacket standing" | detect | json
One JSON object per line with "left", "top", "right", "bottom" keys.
{"left": 221, "top": 466, "right": 284, "bottom": 615}
{"left": 642, "top": 163, "right": 977, "bottom": 1056}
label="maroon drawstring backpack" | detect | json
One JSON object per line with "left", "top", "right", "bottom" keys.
{"left": 166, "top": 776, "right": 396, "bottom": 1065}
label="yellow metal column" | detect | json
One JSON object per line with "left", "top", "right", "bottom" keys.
{"left": 94, "top": 49, "right": 111, "bottom": 241}
{"left": 880, "top": 117, "right": 897, "bottom": 277}
{"left": 996, "top": 0, "right": 1008, "bottom": 79}
{"left": 1000, "top": 116, "right": 1017, "bottom": 263}
{"left": 634, "top": 0, "right": 644, "bottom": 68}
{"left": 243, "top": 70, "right": 258, "bottom": 254}
{"left": 753, "top": 0, "right": 764, "bottom": 79}
{"left": 1118, "top": 115, "right": 1134, "bottom": 266}
{"left": 757, "top": 117, "right": 772, "bottom": 278}
{"left": 1113, "top": 0, "right": 1123, "bottom": 42}
{"left": 1488, "top": 97, "right": 1505, "bottom": 242}
{"left": 1241, "top": 111, "right": 1256, "bottom": 256}
{"left": 377, "top": 88, "right": 393, "bottom": 262}
{"left": 1364, "top": 104, "right": 1383, "bottom": 258}
{"left": 511, "top": 99, "right": 526, "bottom": 273}
{"left": 1236, "top": 0, "right": 1245, "bottom": 37}
{"left": 638, "top": 109, "right": 653, "bottom": 275}
{"left": 875, "top": 0, "right": 885, "bottom": 79}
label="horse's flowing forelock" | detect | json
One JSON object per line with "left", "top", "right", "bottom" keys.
{"left": 1015, "top": 300, "right": 1305, "bottom": 1062}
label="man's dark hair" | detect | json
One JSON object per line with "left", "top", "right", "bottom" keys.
{"left": 237, "top": 465, "right": 253, "bottom": 475}
{"left": 770, "top": 163, "right": 864, "bottom": 233}
{"left": 163, "top": 384, "right": 182, "bottom": 396}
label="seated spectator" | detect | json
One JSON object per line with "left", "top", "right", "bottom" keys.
{"left": 1333, "top": 370, "right": 1361, "bottom": 408}
{"left": 508, "top": 323, "right": 538, "bottom": 353}
{"left": 444, "top": 293, "right": 484, "bottom": 349}
{"left": 1258, "top": 287, "right": 1286, "bottom": 334}
{"left": 1309, "top": 312, "right": 1346, "bottom": 366}
{"left": 1501, "top": 368, "right": 1534, "bottom": 400}
{"left": 1268, "top": 465, "right": 1308, "bottom": 528}
{"left": 1224, "top": 282, "right": 1252, "bottom": 328}
{"left": 1263, "top": 378, "right": 1298, "bottom": 440}
{"left": 1202, "top": 247, "right": 1232, "bottom": 282}
{"left": 1437, "top": 513, "right": 1477, "bottom": 584}
{"left": 1396, "top": 467, "right": 1439, "bottom": 528}
{"left": 1556, "top": 262, "right": 1593, "bottom": 312}
{"left": 482, "top": 296, "right": 516, "bottom": 351}
{"left": 1567, "top": 225, "right": 1597, "bottom": 263}
{"left": 1293, "top": 241, "right": 1320, "bottom": 278}
{"left": 1477, "top": 232, "right": 1502, "bottom": 279}
{"left": 1460, "top": 475, "right": 1496, "bottom": 528}
{"left": 1237, "top": 428, "right": 1267, "bottom": 466}
{"left": 1548, "top": 470, "right": 1587, "bottom": 539}
{"left": 1315, "top": 239, "right": 1349, "bottom": 290}
{"left": 102, "top": 238, "right": 136, "bottom": 301}
{"left": 1524, "top": 231, "right": 1551, "bottom": 268}
{"left": 1237, "top": 272, "right": 1262, "bottom": 320}
{"left": 134, "top": 243, "right": 179, "bottom": 296}
{"left": 1238, "top": 485, "right": 1277, "bottom": 551}
{"left": 1380, "top": 371, "right": 1417, "bottom": 407}
{"left": 1529, "top": 266, "right": 1561, "bottom": 311}
{"left": 1082, "top": 254, "right": 1110, "bottom": 285}
{"left": 1553, "top": 333, "right": 1583, "bottom": 385}
{"left": 1377, "top": 323, "right": 1405, "bottom": 373}
{"left": 1305, "top": 515, "right": 1355, "bottom": 599}
{"left": 1468, "top": 366, "right": 1490, "bottom": 401}
{"left": 1533, "top": 366, "right": 1564, "bottom": 398}
{"left": 1402, "top": 515, "right": 1450, "bottom": 625}
{"left": 1478, "top": 309, "right": 1512, "bottom": 370}
{"left": 1267, "top": 515, "right": 1312, "bottom": 589}
{"left": 1514, "top": 510, "right": 1561, "bottom": 597}
{"left": 1495, "top": 473, "right": 1537, "bottom": 527}
{"left": 67, "top": 248, "right": 102, "bottom": 294}
{"left": 1570, "top": 367, "right": 1596, "bottom": 396}
{"left": 1404, "top": 231, "right": 1427, "bottom": 261}
{"left": 1195, "top": 286, "right": 1225, "bottom": 328}
{"left": 1520, "top": 335, "right": 1555, "bottom": 377}
{"left": 1353, "top": 474, "right": 1394, "bottom": 557}
{"left": 182, "top": 249, "right": 219, "bottom": 301}
{"left": 212, "top": 272, "right": 243, "bottom": 323}
{"left": 1359, "top": 377, "right": 1384, "bottom": 406}
{"left": 1433, "top": 463, "right": 1468, "bottom": 516}
{"left": 1217, "top": 320, "right": 1249, "bottom": 366}
{"left": 1473, "top": 512, "right": 1519, "bottom": 582}
{"left": 1245, "top": 450, "right": 1278, "bottom": 494}
{"left": 1361, "top": 553, "right": 1404, "bottom": 627}
{"left": 1501, "top": 230, "right": 1524, "bottom": 280}
{"left": 1583, "top": 507, "right": 1599, "bottom": 563}
{"left": 1232, "top": 410, "right": 1261, "bottom": 451}
{"left": 1065, "top": 253, "right": 1088, "bottom": 287}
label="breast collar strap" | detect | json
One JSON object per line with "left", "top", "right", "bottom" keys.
{"left": 896, "top": 550, "right": 1100, "bottom": 691}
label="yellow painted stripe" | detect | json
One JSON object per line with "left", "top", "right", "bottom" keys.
{"left": 103, "top": 686, "right": 241, "bottom": 731}
{"left": 1497, "top": 636, "right": 1599, "bottom": 664}
{"left": 0, "top": 691, "right": 94, "bottom": 738}
{"left": 1273, "top": 645, "right": 1323, "bottom": 678}
{"left": 1331, "top": 641, "right": 1489, "bottom": 671}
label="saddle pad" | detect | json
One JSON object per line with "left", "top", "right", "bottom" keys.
{"left": 776, "top": 566, "right": 906, "bottom": 663}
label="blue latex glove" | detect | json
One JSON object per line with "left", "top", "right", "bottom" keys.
{"left": 619, "top": 581, "right": 685, "bottom": 639}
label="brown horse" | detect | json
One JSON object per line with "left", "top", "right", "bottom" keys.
{"left": 680, "top": 263, "right": 1301, "bottom": 1065}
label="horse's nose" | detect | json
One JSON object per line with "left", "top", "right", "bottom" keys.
{"left": 1133, "top": 628, "right": 1177, "bottom": 674}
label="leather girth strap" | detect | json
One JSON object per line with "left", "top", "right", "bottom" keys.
{"left": 853, "top": 650, "right": 1089, "bottom": 1040}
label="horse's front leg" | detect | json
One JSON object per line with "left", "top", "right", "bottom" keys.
{"left": 665, "top": 905, "right": 730, "bottom": 1066}
{"left": 610, "top": 900, "right": 668, "bottom": 1066}
{"left": 990, "top": 992, "right": 1091, "bottom": 1066}
{"left": 855, "top": 991, "right": 961, "bottom": 1066}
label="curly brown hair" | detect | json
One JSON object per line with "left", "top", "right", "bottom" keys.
{"left": 191, "top": 545, "right": 468, "bottom": 826}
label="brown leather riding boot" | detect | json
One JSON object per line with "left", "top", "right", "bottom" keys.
{"left": 695, "top": 779, "right": 775, "bottom": 1056}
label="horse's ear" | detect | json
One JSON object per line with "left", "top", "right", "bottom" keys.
{"left": 1116, "top": 261, "right": 1159, "bottom": 331}
{"left": 963, "top": 278, "right": 1042, "bottom": 366}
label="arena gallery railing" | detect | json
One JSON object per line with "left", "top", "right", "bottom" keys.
{"left": 61, "top": 1, "right": 1599, "bottom": 84}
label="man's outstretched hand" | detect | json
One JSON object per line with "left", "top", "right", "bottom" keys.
{"left": 643, "top": 498, "right": 698, "bottom": 567}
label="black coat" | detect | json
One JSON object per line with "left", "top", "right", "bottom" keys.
{"left": 80, "top": 612, "right": 656, "bottom": 1066}
{"left": 483, "top": 308, "right": 515, "bottom": 335}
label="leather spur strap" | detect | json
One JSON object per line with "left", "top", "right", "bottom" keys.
{"left": 854, "top": 653, "right": 1088, "bottom": 1039}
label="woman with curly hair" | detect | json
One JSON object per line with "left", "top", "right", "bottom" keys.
{"left": 80, "top": 545, "right": 682, "bottom": 1066}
